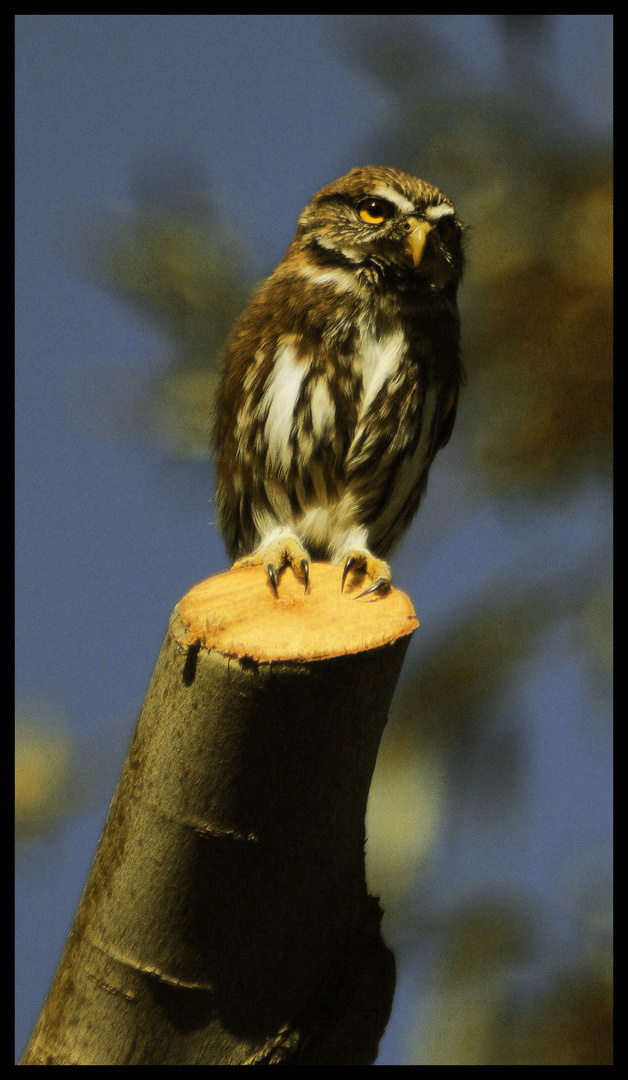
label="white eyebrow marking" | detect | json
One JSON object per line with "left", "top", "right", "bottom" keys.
{"left": 371, "top": 185, "right": 416, "bottom": 216}
{"left": 425, "top": 203, "right": 455, "bottom": 221}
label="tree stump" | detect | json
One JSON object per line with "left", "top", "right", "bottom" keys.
{"left": 21, "top": 564, "right": 418, "bottom": 1065}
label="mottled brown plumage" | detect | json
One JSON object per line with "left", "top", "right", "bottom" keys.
{"left": 214, "top": 166, "right": 465, "bottom": 595}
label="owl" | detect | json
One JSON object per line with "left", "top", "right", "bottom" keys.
{"left": 214, "top": 166, "right": 464, "bottom": 597}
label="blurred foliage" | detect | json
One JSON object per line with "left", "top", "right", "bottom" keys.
{"left": 83, "top": 156, "right": 251, "bottom": 456}
{"left": 49, "top": 13, "right": 611, "bottom": 1066}
{"left": 15, "top": 707, "right": 77, "bottom": 843}
{"left": 408, "top": 899, "right": 612, "bottom": 1064}
{"left": 494, "top": 971, "right": 613, "bottom": 1065}
{"left": 15, "top": 702, "right": 133, "bottom": 847}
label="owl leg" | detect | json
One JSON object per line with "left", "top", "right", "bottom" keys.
{"left": 233, "top": 531, "right": 310, "bottom": 596}
{"left": 340, "top": 550, "right": 391, "bottom": 599}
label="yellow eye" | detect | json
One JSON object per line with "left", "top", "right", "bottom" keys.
{"left": 358, "top": 198, "right": 393, "bottom": 225}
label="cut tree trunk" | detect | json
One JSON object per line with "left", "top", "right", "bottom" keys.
{"left": 21, "top": 563, "right": 418, "bottom": 1065}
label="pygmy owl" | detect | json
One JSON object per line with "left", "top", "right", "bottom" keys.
{"left": 214, "top": 166, "right": 464, "bottom": 596}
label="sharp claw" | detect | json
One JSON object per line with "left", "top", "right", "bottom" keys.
{"left": 354, "top": 576, "right": 390, "bottom": 599}
{"left": 341, "top": 554, "right": 357, "bottom": 593}
{"left": 266, "top": 563, "right": 279, "bottom": 597}
{"left": 300, "top": 558, "right": 309, "bottom": 593}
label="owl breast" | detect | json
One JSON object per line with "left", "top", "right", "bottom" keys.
{"left": 223, "top": 301, "right": 440, "bottom": 562}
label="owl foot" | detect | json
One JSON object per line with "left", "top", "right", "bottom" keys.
{"left": 234, "top": 536, "right": 310, "bottom": 596}
{"left": 340, "top": 550, "right": 392, "bottom": 599}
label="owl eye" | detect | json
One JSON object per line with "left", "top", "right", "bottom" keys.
{"left": 358, "top": 198, "right": 394, "bottom": 225}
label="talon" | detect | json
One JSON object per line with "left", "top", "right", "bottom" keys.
{"left": 354, "top": 576, "right": 390, "bottom": 599}
{"left": 237, "top": 534, "right": 311, "bottom": 595}
{"left": 341, "top": 554, "right": 357, "bottom": 593}
{"left": 300, "top": 558, "right": 309, "bottom": 593}
{"left": 266, "top": 562, "right": 279, "bottom": 597}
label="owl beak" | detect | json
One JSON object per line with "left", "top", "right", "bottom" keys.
{"left": 404, "top": 217, "right": 432, "bottom": 267}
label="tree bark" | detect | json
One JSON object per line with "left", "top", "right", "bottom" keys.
{"left": 21, "top": 563, "right": 417, "bottom": 1065}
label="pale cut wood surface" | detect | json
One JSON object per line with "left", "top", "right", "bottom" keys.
{"left": 177, "top": 562, "right": 419, "bottom": 662}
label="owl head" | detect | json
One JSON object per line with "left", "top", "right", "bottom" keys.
{"left": 292, "top": 166, "right": 464, "bottom": 292}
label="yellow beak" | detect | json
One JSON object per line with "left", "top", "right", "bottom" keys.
{"left": 404, "top": 217, "right": 432, "bottom": 267}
